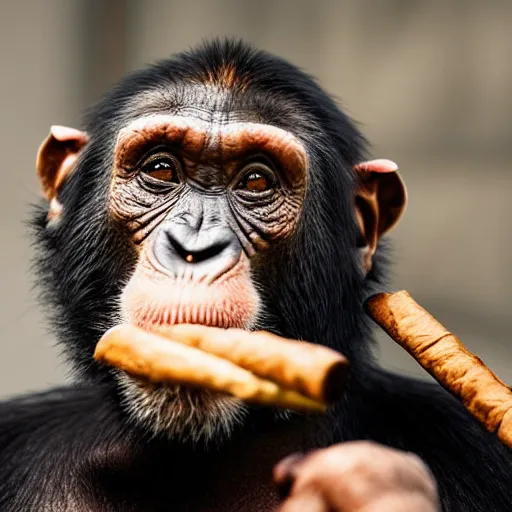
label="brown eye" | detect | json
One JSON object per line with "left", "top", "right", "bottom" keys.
{"left": 140, "top": 154, "right": 180, "bottom": 183}
{"left": 238, "top": 165, "right": 275, "bottom": 193}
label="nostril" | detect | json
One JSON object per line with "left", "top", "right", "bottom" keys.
{"left": 165, "top": 231, "right": 192, "bottom": 262}
{"left": 153, "top": 224, "right": 242, "bottom": 275}
{"left": 165, "top": 230, "right": 230, "bottom": 264}
{"left": 188, "top": 241, "right": 230, "bottom": 263}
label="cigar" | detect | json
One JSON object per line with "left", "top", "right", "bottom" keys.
{"left": 365, "top": 290, "right": 512, "bottom": 449}
{"left": 153, "top": 323, "right": 349, "bottom": 404}
{"left": 95, "top": 324, "right": 327, "bottom": 413}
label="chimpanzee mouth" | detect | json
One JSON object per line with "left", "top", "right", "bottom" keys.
{"left": 114, "top": 248, "right": 261, "bottom": 438}
{"left": 121, "top": 279, "right": 258, "bottom": 332}
{"left": 119, "top": 251, "right": 261, "bottom": 332}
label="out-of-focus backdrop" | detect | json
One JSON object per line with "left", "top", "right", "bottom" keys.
{"left": 1, "top": 0, "right": 511, "bottom": 398}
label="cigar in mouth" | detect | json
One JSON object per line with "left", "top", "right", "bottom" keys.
{"left": 94, "top": 323, "right": 349, "bottom": 413}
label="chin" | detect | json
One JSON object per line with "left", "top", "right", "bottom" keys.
{"left": 116, "top": 373, "right": 248, "bottom": 445}
{"left": 114, "top": 254, "right": 260, "bottom": 445}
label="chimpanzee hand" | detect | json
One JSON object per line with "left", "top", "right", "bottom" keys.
{"left": 273, "top": 441, "right": 440, "bottom": 512}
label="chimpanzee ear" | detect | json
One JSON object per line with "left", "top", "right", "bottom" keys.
{"left": 354, "top": 159, "right": 407, "bottom": 273}
{"left": 36, "top": 125, "right": 89, "bottom": 221}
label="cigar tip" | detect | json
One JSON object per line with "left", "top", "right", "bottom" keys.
{"left": 363, "top": 290, "right": 412, "bottom": 315}
{"left": 362, "top": 292, "right": 387, "bottom": 314}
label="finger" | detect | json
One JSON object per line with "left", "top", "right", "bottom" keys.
{"left": 398, "top": 453, "right": 439, "bottom": 500}
{"left": 273, "top": 453, "right": 307, "bottom": 485}
{"left": 277, "top": 490, "right": 329, "bottom": 512}
{"left": 273, "top": 452, "right": 307, "bottom": 498}
{"left": 358, "top": 492, "right": 441, "bottom": 512}
{"left": 287, "top": 442, "right": 439, "bottom": 508}
{"left": 297, "top": 442, "right": 435, "bottom": 493}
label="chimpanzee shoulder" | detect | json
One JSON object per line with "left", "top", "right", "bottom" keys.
{"left": 0, "top": 385, "right": 118, "bottom": 510}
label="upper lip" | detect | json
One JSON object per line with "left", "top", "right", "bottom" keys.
{"left": 145, "top": 246, "right": 243, "bottom": 285}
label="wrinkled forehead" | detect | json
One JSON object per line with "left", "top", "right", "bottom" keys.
{"left": 123, "top": 81, "right": 307, "bottom": 132}
{"left": 115, "top": 113, "right": 308, "bottom": 176}
{"left": 113, "top": 83, "right": 310, "bottom": 181}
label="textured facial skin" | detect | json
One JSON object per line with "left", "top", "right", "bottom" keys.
{"left": 32, "top": 39, "right": 373, "bottom": 442}
{"left": 111, "top": 113, "right": 308, "bottom": 334}
{"left": 111, "top": 115, "right": 307, "bottom": 247}
{"left": 120, "top": 248, "right": 260, "bottom": 330}
{"left": 107, "top": 106, "right": 310, "bottom": 439}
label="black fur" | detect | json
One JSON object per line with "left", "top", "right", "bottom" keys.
{"left": 1, "top": 38, "right": 511, "bottom": 511}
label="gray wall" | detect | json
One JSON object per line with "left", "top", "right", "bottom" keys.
{"left": 0, "top": 0, "right": 84, "bottom": 396}
{"left": 1, "top": 0, "right": 511, "bottom": 398}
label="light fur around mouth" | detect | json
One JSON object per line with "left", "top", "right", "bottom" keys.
{"left": 116, "top": 373, "right": 248, "bottom": 444}
{"left": 116, "top": 251, "right": 261, "bottom": 444}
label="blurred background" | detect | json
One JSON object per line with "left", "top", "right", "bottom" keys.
{"left": 1, "top": 0, "right": 511, "bottom": 398}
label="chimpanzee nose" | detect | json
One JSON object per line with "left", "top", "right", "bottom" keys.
{"left": 152, "top": 221, "right": 242, "bottom": 279}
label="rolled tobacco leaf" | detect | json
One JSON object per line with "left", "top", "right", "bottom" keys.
{"left": 366, "top": 290, "right": 512, "bottom": 449}
{"left": 95, "top": 324, "right": 329, "bottom": 413}
{"left": 153, "top": 323, "right": 349, "bottom": 404}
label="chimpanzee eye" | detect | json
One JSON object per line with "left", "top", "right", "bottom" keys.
{"left": 140, "top": 153, "right": 181, "bottom": 183}
{"left": 238, "top": 164, "right": 276, "bottom": 193}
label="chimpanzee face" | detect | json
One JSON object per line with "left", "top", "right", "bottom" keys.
{"left": 35, "top": 41, "right": 406, "bottom": 444}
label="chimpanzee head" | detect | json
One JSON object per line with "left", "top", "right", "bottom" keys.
{"left": 33, "top": 39, "right": 406, "bottom": 444}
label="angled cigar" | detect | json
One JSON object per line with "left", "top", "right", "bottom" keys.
{"left": 95, "top": 324, "right": 329, "bottom": 413}
{"left": 152, "top": 323, "right": 348, "bottom": 404}
{"left": 366, "top": 290, "right": 512, "bottom": 449}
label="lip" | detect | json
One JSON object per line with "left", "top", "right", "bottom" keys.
{"left": 121, "top": 256, "right": 259, "bottom": 331}
{"left": 136, "top": 305, "right": 236, "bottom": 330}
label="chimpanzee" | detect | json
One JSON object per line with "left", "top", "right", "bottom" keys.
{"left": 0, "top": 38, "right": 510, "bottom": 511}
